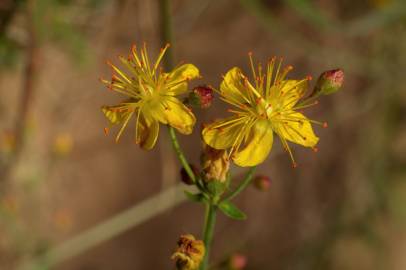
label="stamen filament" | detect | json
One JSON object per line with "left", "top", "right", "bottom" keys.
{"left": 115, "top": 111, "right": 135, "bottom": 142}
{"left": 248, "top": 52, "right": 257, "bottom": 88}
{"left": 131, "top": 45, "right": 142, "bottom": 67}
{"left": 153, "top": 43, "right": 170, "bottom": 72}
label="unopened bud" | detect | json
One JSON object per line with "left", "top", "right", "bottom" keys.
{"left": 201, "top": 144, "right": 230, "bottom": 183}
{"left": 188, "top": 85, "right": 214, "bottom": 109}
{"left": 253, "top": 175, "right": 270, "bottom": 191}
{"left": 171, "top": 234, "right": 205, "bottom": 270}
{"left": 312, "top": 69, "right": 344, "bottom": 97}
{"left": 180, "top": 164, "right": 199, "bottom": 185}
{"left": 229, "top": 253, "right": 247, "bottom": 270}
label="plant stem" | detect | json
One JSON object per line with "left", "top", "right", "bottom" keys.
{"left": 0, "top": 0, "right": 23, "bottom": 37}
{"left": 224, "top": 166, "right": 257, "bottom": 201}
{"left": 200, "top": 202, "right": 217, "bottom": 270}
{"left": 199, "top": 166, "right": 256, "bottom": 269}
{"left": 18, "top": 184, "right": 189, "bottom": 270}
{"left": 158, "top": 0, "right": 195, "bottom": 183}
{"left": 0, "top": 0, "right": 39, "bottom": 186}
{"left": 159, "top": 0, "right": 174, "bottom": 69}
{"left": 168, "top": 126, "right": 196, "bottom": 183}
{"left": 158, "top": 3, "right": 217, "bottom": 270}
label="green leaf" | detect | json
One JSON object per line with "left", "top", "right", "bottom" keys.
{"left": 206, "top": 181, "right": 227, "bottom": 196}
{"left": 184, "top": 191, "right": 206, "bottom": 203}
{"left": 218, "top": 200, "right": 247, "bottom": 220}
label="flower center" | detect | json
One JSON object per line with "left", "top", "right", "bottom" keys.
{"left": 256, "top": 97, "right": 282, "bottom": 120}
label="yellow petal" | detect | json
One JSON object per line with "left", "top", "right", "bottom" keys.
{"left": 274, "top": 112, "right": 318, "bottom": 147}
{"left": 102, "top": 104, "right": 133, "bottom": 124}
{"left": 144, "top": 101, "right": 166, "bottom": 125}
{"left": 233, "top": 120, "right": 274, "bottom": 167}
{"left": 165, "top": 64, "right": 200, "bottom": 95}
{"left": 279, "top": 80, "right": 308, "bottom": 109}
{"left": 136, "top": 115, "right": 159, "bottom": 150}
{"left": 220, "top": 67, "right": 252, "bottom": 105}
{"left": 161, "top": 97, "right": 196, "bottom": 135}
{"left": 202, "top": 116, "right": 246, "bottom": 149}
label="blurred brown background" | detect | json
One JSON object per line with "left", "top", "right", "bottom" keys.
{"left": 0, "top": 0, "right": 405, "bottom": 269}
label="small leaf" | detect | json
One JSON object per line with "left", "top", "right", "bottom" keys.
{"left": 218, "top": 200, "right": 247, "bottom": 220}
{"left": 206, "top": 181, "right": 226, "bottom": 196}
{"left": 184, "top": 191, "right": 206, "bottom": 203}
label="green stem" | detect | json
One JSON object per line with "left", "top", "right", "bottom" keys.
{"left": 200, "top": 167, "right": 257, "bottom": 270}
{"left": 159, "top": 0, "right": 174, "bottom": 69}
{"left": 159, "top": 0, "right": 196, "bottom": 183}
{"left": 158, "top": 3, "right": 216, "bottom": 270}
{"left": 224, "top": 166, "right": 257, "bottom": 201}
{"left": 200, "top": 202, "right": 217, "bottom": 270}
{"left": 168, "top": 126, "right": 196, "bottom": 183}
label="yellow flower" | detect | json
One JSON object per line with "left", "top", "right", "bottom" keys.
{"left": 101, "top": 44, "right": 199, "bottom": 150}
{"left": 203, "top": 53, "right": 323, "bottom": 167}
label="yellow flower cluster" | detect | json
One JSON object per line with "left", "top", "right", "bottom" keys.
{"left": 101, "top": 45, "right": 329, "bottom": 167}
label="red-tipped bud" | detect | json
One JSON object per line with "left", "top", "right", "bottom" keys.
{"left": 188, "top": 85, "right": 214, "bottom": 109}
{"left": 180, "top": 164, "right": 199, "bottom": 185}
{"left": 312, "top": 69, "right": 344, "bottom": 97}
{"left": 253, "top": 175, "right": 271, "bottom": 191}
{"left": 229, "top": 253, "right": 247, "bottom": 270}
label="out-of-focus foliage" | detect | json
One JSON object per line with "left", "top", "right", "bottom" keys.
{"left": 0, "top": 0, "right": 106, "bottom": 69}
{"left": 0, "top": 36, "right": 21, "bottom": 67}
{"left": 33, "top": 0, "right": 105, "bottom": 63}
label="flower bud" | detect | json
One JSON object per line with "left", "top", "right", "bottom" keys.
{"left": 253, "top": 175, "right": 271, "bottom": 191}
{"left": 201, "top": 144, "right": 230, "bottom": 183}
{"left": 188, "top": 85, "right": 214, "bottom": 109}
{"left": 229, "top": 253, "right": 247, "bottom": 270}
{"left": 312, "top": 69, "right": 344, "bottom": 97}
{"left": 180, "top": 164, "right": 199, "bottom": 185}
{"left": 171, "top": 234, "right": 205, "bottom": 270}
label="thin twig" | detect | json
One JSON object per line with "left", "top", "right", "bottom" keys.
{"left": 17, "top": 184, "right": 190, "bottom": 270}
{"left": 159, "top": 0, "right": 174, "bottom": 69}
{"left": 0, "top": 0, "right": 22, "bottom": 36}
{"left": 0, "top": 0, "right": 39, "bottom": 185}
{"left": 223, "top": 167, "right": 257, "bottom": 201}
